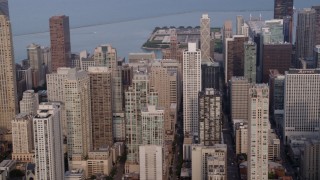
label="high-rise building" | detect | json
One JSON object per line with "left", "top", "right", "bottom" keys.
{"left": 296, "top": 8, "right": 316, "bottom": 66}
{"left": 27, "top": 43, "right": 44, "bottom": 87}
{"left": 300, "top": 139, "right": 320, "bottom": 180}
{"left": 88, "top": 67, "right": 113, "bottom": 150}
{"left": 162, "top": 29, "right": 184, "bottom": 64}
{"left": 244, "top": 41, "right": 257, "bottom": 83}
{"left": 247, "top": 84, "right": 269, "bottom": 180}
{"left": 284, "top": 69, "right": 320, "bottom": 142}
{"left": 12, "top": 113, "right": 34, "bottom": 162}
{"left": 283, "top": 16, "right": 293, "bottom": 43}
{"left": 223, "top": 20, "right": 233, "bottom": 41}
{"left": 125, "top": 73, "right": 149, "bottom": 172}
{"left": 274, "top": 0, "right": 293, "bottom": 19}
{"left": 42, "top": 46, "right": 52, "bottom": 73}
{"left": 64, "top": 70, "right": 92, "bottom": 161}
{"left": 201, "top": 61, "right": 220, "bottom": 91}
{"left": 199, "top": 88, "right": 222, "bottom": 146}
{"left": 20, "top": 90, "right": 39, "bottom": 116}
{"left": 141, "top": 105, "right": 164, "bottom": 146}
{"left": 183, "top": 43, "right": 201, "bottom": 135}
{"left": 0, "top": 6, "right": 17, "bottom": 132}
{"left": 33, "top": 102, "right": 64, "bottom": 180}
{"left": 315, "top": 45, "right": 320, "bottom": 68}
{"left": 236, "top": 15, "right": 244, "bottom": 35}
{"left": 268, "top": 130, "right": 280, "bottom": 161}
{"left": 261, "top": 43, "right": 292, "bottom": 83}
{"left": 313, "top": 6, "right": 320, "bottom": 46}
{"left": 191, "top": 144, "right": 227, "bottom": 180}
{"left": 230, "top": 77, "right": 249, "bottom": 121}
{"left": 225, "top": 35, "right": 248, "bottom": 83}
{"left": 139, "top": 145, "right": 163, "bottom": 180}
{"left": 50, "top": 15, "right": 71, "bottom": 72}
{"left": 200, "top": 14, "right": 211, "bottom": 61}
{"left": 235, "top": 122, "right": 248, "bottom": 155}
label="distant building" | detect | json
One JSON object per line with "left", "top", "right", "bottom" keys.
{"left": 201, "top": 61, "right": 220, "bottom": 91}
{"left": 20, "top": 90, "right": 39, "bottom": 116}
{"left": 50, "top": 15, "right": 71, "bottom": 71}
{"left": 314, "top": 45, "right": 320, "bottom": 68}
{"left": 33, "top": 103, "right": 64, "bottom": 180}
{"left": 198, "top": 88, "right": 222, "bottom": 146}
{"left": 128, "top": 52, "right": 156, "bottom": 63}
{"left": 312, "top": 5, "right": 320, "bottom": 46}
{"left": 274, "top": 0, "right": 293, "bottom": 19}
{"left": 244, "top": 41, "right": 257, "bottom": 83}
{"left": 300, "top": 139, "right": 320, "bottom": 180}
{"left": 284, "top": 69, "right": 320, "bottom": 142}
{"left": 139, "top": 145, "right": 163, "bottom": 180}
{"left": 191, "top": 144, "right": 227, "bottom": 180}
{"left": 27, "top": 43, "right": 44, "bottom": 87}
{"left": 295, "top": 8, "right": 316, "bottom": 67}
{"left": 230, "top": 77, "right": 249, "bottom": 121}
{"left": 200, "top": 14, "right": 211, "bottom": 61}
{"left": 236, "top": 15, "right": 244, "bottom": 35}
{"left": 12, "top": 113, "right": 34, "bottom": 162}
{"left": 247, "top": 84, "right": 269, "bottom": 180}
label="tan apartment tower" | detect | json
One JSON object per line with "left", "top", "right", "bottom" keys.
{"left": 200, "top": 14, "right": 211, "bottom": 61}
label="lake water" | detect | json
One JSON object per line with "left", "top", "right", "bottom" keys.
{"left": 9, "top": 0, "right": 319, "bottom": 62}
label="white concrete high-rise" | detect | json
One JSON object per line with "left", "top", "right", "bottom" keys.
{"left": 12, "top": 113, "right": 34, "bottom": 162}
{"left": 200, "top": 14, "right": 211, "bottom": 61}
{"left": 20, "top": 90, "right": 39, "bottom": 116}
{"left": 247, "top": 84, "right": 269, "bottom": 180}
{"left": 0, "top": 4, "right": 18, "bottom": 132}
{"left": 284, "top": 69, "right": 320, "bottom": 141}
{"left": 183, "top": 43, "right": 201, "bottom": 136}
{"left": 191, "top": 144, "right": 227, "bottom": 180}
{"left": 139, "top": 145, "right": 163, "bottom": 180}
{"left": 236, "top": 15, "right": 244, "bottom": 35}
{"left": 33, "top": 102, "right": 64, "bottom": 180}
{"left": 64, "top": 70, "right": 92, "bottom": 161}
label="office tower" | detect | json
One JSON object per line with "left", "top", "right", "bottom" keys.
{"left": 223, "top": 20, "right": 233, "bottom": 41}
{"left": 50, "top": 15, "right": 71, "bottom": 72}
{"left": 183, "top": 43, "right": 201, "bottom": 135}
{"left": 263, "top": 19, "right": 284, "bottom": 44}
{"left": 125, "top": 73, "right": 149, "bottom": 172}
{"left": 244, "top": 41, "right": 257, "bottom": 83}
{"left": 141, "top": 105, "right": 164, "bottom": 146}
{"left": 139, "top": 145, "right": 163, "bottom": 180}
{"left": 42, "top": 47, "right": 52, "bottom": 73}
{"left": 261, "top": 42, "right": 292, "bottom": 83}
{"left": 247, "top": 84, "right": 269, "bottom": 180}
{"left": 283, "top": 16, "right": 293, "bottom": 43}
{"left": 284, "top": 69, "right": 320, "bottom": 142}
{"left": 198, "top": 89, "right": 222, "bottom": 146}
{"left": 33, "top": 103, "right": 64, "bottom": 180}
{"left": 150, "top": 63, "right": 178, "bottom": 141}
{"left": 315, "top": 45, "right": 320, "bottom": 68}
{"left": 296, "top": 9, "right": 316, "bottom": 66}
{"left": 268, "top": 130, "right": 280, "bottom": 161}
{"left": 230, "top": 77, "right": 249, "bottom": 121}
{"left": 313, "top": 6, "right": 320, "bottom": 46}
{"left": 20, "top": 90, "right": 39, "bottom": 116}
{"left": 236, "top": 15, "right": 244, "bottom": 35}
{"left": 225, "top": 35, "right": 248, "bottom": 83}
{"left": 274, "top": 0, "right": 293, "bottom": 19}
{"left": 12, "top": 113, "right": 34, "bottom": 162}
{"left": 191, "top": 144, "right": 227, "bottom": 180}
{"left": 27, "top": 43, "right": 43, "bottom": 87}
{"left": 269, "top": 70, "right": 285, "bottom": 130}
{"left": 64, "top": 70, "right": 91, "bottom": 161}
{"left": 235, "top": 122, "right": 248, "bottom": 155}
{"left": 201, "top": 61, "right": 220, "bottom": 91}
{"left": 0, "top": 7, "right": 17, "bottom": 132}
{"left": 300, "top": 139, "right": 320, "bottom": 180}
{"left": 88, "top": 67, "right": 113, "bottom": 150}
{"left": 200, "top": 14, "right": 211, "bottom": 61}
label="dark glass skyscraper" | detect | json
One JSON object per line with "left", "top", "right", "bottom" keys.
{"left": 274, "top": 0, "right": 293, "bottom": 19}
{"left": 201, "top": 61, "right": 220, "bottom": 91}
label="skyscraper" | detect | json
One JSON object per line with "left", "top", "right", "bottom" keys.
{"left": 50, "top": 15, "right": 71, "bottom": 72}
{"left": 139, "top": 145, "right": 163, "bottom": 180}
{"left": 244, "top": 41, "right": 257, "bottom": 83}
{"left": 296, "top": 8, "right": 316, "bottom": 66}
{"left": 247, "top": 84, "right": 269, "bottom": 180}
{"left": 315, "top": 45, "right": 320, "bottom": 68}
{"left": 198, "top": 88, "right": 222, "bottom": 146}
{"left": 236, "top": 15, "right": 244, "bottom": 35}
{"left": 27, "top": 43, "right": 44, "bottom": 87}
{"left": 20, "top": 90, "right": 39, "bottom": 116}
{"left": 33, "top": 102, "right": 64, "bottom": 180}
{"left": 284, "top": 69, "right": 320, "bottom": 142}
{"left": 274, "top": 0, "right": 293, "bottom": 19}
{"left": 88, "top": 67, "right": 113, "bottom": 150}
{"left": 64, "top": 70, "right": 92, "bottom": 161}
{"left": 201, "top": 61, "right": 220, "bottom": 91}
{"left": 200, "top": 14, "right": 211, "bottom": 61}
{"left": 230, "top": 77, "right": 249, "bottom": 121}
{"left": 141, "top": 105, "right": 164, "bottom": 146}
{"left": 0, "top": 3, "right": 17, "bottom": 132}
{"left": 313, "top": 6, "right": 320, "bottom": 46}
{"left": 183, "top": 43, "right": 201, "bottom": 135}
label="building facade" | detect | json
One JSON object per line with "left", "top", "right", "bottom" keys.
{"left": 139, "top": 145, "right": 163, "bottom": 180}
{"left": 230, "top": 77, "right": 249, "bottom": 121}
{"left": 244, "top": 41, "right": 256, "bottom": 83}
{"left": 141, "top": 105, "right": 164, "bottom": 146}
{"left": 200, "top": 14, "right": 211, "bottom": 61}
{"left": 20, "top": 90, "right": 39, "bottom": 116}
{"left": 201, "top": 61, "right": 220, "bottom": 91}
